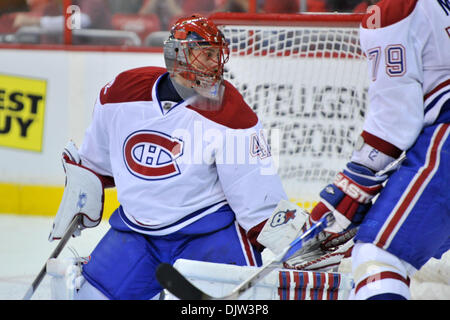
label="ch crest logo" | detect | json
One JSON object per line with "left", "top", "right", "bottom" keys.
{"left": 123, "top": 130, "right": 183, "bottom": 180}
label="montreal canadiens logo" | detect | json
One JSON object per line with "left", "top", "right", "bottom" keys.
{"left": 123, "top": 130, "right": 183, "bottom": 180}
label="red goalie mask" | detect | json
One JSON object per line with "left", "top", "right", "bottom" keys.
{"left": 164, "top": 14, "right": 230, "bottom": 100}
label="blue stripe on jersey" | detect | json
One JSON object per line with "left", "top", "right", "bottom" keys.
{"left": 118, "top": 200, "right": 228, "bottom": 234}
{"left": 424, "top": 88, "right": 450, "bottom": 114}
{"left": 436, "top": 98, "right": 450, "bottom": 123}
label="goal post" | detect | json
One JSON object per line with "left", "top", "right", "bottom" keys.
{"left": 210, "top": 12, "right": 369, "bottom": 210}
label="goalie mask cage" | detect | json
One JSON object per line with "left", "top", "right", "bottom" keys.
{"left": 211, "top": 12, "right": 368, "bottom": 209}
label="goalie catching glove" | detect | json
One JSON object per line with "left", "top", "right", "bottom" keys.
{"left": 310, "top": 161, "right": 388, "bottom": 236}
{"left": 48, "top": 141, "right": 105, "bottom": 241}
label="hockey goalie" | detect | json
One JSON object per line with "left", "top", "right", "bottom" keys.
{"left": 46, "top": 14, "right": 288, "bottom": 300}
{"left": 39, "top": 13, "right": 362, "bottom": 301}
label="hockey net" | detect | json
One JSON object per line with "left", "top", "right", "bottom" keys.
{"left": 212, "top": 12, "right": 368, "bottom": 210}
{"left": 211, "top": 13, "right": 450, "bottom": 299}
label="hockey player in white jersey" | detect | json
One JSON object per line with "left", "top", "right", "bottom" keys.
{"left": 48, "top": 14, "right": 288, "bottom": 299}
{"left": 307, "top": 0, "right": 449, "bottom": 299}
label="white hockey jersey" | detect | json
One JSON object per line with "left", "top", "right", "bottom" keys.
{"left": 78, "top": 67, "right": 287, "bottom": 236}
{"left": 358, "top": 0, "right": 450, "bottom": 155}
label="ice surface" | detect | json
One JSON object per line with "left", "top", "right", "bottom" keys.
{"left": 0, "top": 214, "right": 109, "bottom": 300}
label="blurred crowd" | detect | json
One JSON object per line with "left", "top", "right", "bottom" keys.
{"left": 0, "top": 0, "right": 377, "bottom": 45}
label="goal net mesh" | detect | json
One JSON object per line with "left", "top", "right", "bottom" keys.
{"left": 216, "top": 14, "right": 369, "bottom": 209}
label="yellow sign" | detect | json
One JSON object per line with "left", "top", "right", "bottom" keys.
{"left": 0, "top": 74, "right": 47, "bottom": 152}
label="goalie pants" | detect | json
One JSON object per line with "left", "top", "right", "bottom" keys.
{"left": 355, "top": 122, "right": 450, "bottom": 270}
{"left": 81, "top": 204, "right": 262, "bottom": 300}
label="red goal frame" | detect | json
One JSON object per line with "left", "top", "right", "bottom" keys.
{"left": 208, "top": 12, "right": 366, "bottom": 58}
{"left": 209, "top": 12, "right": 365, "bottom": 28}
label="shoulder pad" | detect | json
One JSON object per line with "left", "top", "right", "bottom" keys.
{"left": 362, "top": 0, "right": 418, "bottom": 29}
{"left": 100, "top": 67, "right": 166, "bottom": 104}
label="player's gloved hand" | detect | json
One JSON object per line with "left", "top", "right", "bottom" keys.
{"left": 310, "top": 162, "right": 388, "bottom": 238}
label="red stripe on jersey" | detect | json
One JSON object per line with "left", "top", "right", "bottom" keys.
{"left": 238, "top": 224, "right": 256, "bottom": 266}
{"left": 100, "top": 66, "right": 166, "bottom": 104}
{"left": 424, "top": 79, "right": 450, "bottom": 101}
{"left": 362, "top": 0, "right": 418, "bottom": 29}
{"left": 375, "top": 124, "right": 449, "bottom": 248}
{"left": 355, "top": 271, "right": 410, "bottom": 294}
{"left": 246, "top": 219, "right": 267, "bottom": 252}
{"left": 361, "top": 131, "right": 403, "bottom": 158}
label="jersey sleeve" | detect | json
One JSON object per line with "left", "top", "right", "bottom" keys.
{"left": 78, "top": 92, "right": 113, "bottom": 177}
{"left": 359, "top": 4, "right": 425, "bottom": 152}
{"left": 216, "top": 120, "right": 288, "bottom": 232}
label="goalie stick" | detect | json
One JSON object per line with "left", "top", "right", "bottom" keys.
{"left": 156, "top": 213, "right": 334, "bottom": 300}
{"left": 22, "top": 215, "right": 82, "bottom": 300}
{"left": 156, "top": 154, "right": 407, "bottom": 300}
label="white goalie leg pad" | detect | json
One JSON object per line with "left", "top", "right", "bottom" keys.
{"left": 167, "top": 258, "right": 354, "bottom": 300}
{"left": 256, "top": 199, "right": 309, "bottom": 255}
{"left": 48, "top": 157, "right": 104, "bottom": 241}
{"left": 350, "top": 242, "right": 416, "bottom": 300}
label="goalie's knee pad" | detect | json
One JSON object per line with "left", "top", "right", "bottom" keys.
{"left": 350, "top": 242, "right": 416, "bottom": 300}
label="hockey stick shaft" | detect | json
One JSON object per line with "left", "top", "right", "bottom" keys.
{"left": 376, "top": 153, "right": 406, "bottom": 177}
{"left": 22, "top": 215, "right": 82, "bottom": 300}
{"left": 215, "top": 213, "right": 333, "bottom": 300}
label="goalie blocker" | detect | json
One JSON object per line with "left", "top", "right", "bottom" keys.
{"left": 257, "top": 200, "right": 354, "bottom": 272}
